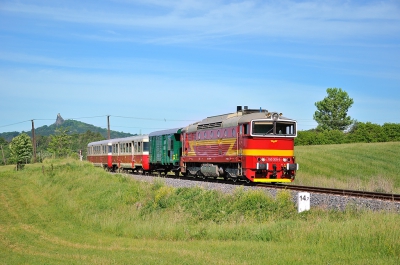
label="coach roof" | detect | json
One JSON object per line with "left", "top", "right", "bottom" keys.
{"left": 149, "top": 128, "right": 182, "bottom": 137}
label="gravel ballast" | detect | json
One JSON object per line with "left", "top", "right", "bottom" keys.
{"left": 126, "top": 173, "right": 400, "bottom": 213}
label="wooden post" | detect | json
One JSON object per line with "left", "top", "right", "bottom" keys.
{"left": 0, "top": 145, "right": 6, "bottom": 165}
{"left": 31, "top": 120, "right": 36, "bottom": 163}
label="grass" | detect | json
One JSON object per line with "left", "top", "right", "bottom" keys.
{"left": 294, "top": 142, "right": 400, "bottom": 193}
{"left": 1, "top": 154, "right": 400, "bottom": 264}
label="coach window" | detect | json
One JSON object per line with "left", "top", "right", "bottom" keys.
{"left": 232, "top": 128, "right": 236, "bottom": 136}
{"left": 217, "top": 130, "right": 220, "bottom": 138}
{"left": 204, "top": 131, "right": 207, "bottom": 139}
{"left": 224, "top": 129, "right": 227, "bottom": 137}
{"left": 210, "top": 131, "right": 214, "bottom": 139}
{"left": 138, "top": 142, "right": 141, "bottom": 152}
{"left": 198, "top": 132, "right": 201, "bottom": 140}
{"left": 143, "top": 141, "right": 149, "bottom": 152}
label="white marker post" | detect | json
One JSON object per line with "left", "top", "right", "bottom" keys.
{"left": 298, "top": 192, "right": 310, "bottom": 213}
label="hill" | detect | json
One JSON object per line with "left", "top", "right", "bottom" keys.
{"left": 0, "top": 114, "right": 133, "bottom": 141}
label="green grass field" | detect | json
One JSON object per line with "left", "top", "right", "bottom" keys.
{"left": 295, "top": 142, "right": 400, "bottom": 193}
{"left": 1, "top": 143, "right": 399, "bottom": 264}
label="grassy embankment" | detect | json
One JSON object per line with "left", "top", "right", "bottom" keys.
{"left": 0, "top": 142, "right": 399, "bottom": 264}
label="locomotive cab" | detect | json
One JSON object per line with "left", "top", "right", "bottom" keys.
{"left": 240, "top": 111, "right": 298, "bottom": 182}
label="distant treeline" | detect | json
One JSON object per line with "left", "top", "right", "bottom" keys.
{"left": 295, "top": 122, "right": 400, "bottom": 146}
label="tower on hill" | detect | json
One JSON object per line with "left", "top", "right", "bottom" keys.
{"left": 55, "top": 113, "right": 65, "bottom": 125}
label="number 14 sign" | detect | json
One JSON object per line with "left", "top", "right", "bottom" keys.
{"left": 298, "top": 192, "right": 310, "bottom": 213}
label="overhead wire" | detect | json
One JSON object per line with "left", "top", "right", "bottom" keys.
{"left": 1, "top": 114, "right": 398, "bottom": 132}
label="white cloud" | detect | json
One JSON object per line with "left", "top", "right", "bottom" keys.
{"left": 2, "top": 0, "right": 400, "bottom": 43}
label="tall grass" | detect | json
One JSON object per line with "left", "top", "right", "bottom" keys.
{"left": 295, "top": 142, "right": 400, "bottom": 193}
{"left": 1, "top": 158, "right": 399, "bottom": 264}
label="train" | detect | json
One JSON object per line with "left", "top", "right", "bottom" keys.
{"left": 87, "top": 106, "right": 299, "bottom": 183}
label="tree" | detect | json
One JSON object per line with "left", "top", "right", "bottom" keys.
{"left": 9, "top": 133, "right": 33, "bottom": 170}
{"left": 47, "top": 127, "right": 72, "bottom": 158}
{"left": 314, "top": 88, "right": 354, "bottom": 131}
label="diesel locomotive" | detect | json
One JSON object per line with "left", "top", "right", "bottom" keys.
{"left": 87, "top": 106, "right": 299, "bottom": 183}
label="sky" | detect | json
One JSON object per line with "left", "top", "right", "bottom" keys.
{"left": 1, "top": 0, "right": 400, "bottom": 136}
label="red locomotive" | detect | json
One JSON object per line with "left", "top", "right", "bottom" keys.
{"left": 181, "top": 106, "right": 298, "bottom": 182}
{"left": 87, "top": 106, "right": 298, "bottom": 183}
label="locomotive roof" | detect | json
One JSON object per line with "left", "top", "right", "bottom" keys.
{"left": 183, "top": 109, "right": 295, "bottom": 133}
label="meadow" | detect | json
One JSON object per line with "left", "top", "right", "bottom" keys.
{"left": 294, "top": 142, "right": 400, "bottom": 193}
{"left": 0, "top": 142, "right": 399, "bottom": 264}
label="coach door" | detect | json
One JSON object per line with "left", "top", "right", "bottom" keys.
{"left": 129, "top": 141, "right": 135, "bottom": 166}
{"left": 132, "top": 141, "right": 136, "bottom": 167}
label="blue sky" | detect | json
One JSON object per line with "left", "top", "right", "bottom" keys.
{"left": 1, "top": 0, "right": 400, "bottom": 135}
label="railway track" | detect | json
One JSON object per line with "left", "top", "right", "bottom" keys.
{"left": 257, "top": 183, "right": 400, "bottom": 202}
{"left": 125, "top": 171, "right": 400, "bottom": 202}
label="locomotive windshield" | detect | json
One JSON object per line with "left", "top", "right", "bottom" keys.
{"left": 252, "top": 121, "right": 296, "bottom": 136}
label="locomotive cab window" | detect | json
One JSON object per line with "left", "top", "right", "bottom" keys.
{"left": 252, "top": 121, "right": 274, "bottom": 135}
{"left": 276, "top": 122, "right": 296, "bottom": 135}
{"left": 252, "top": 121, "right": 296, "bottom": 136}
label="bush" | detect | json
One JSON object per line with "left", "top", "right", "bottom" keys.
{"left": 296, "top": 122, "right": 400, "bottom": 146}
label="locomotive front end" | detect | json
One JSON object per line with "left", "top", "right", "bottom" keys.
{"left": 240, "top": 111, "right": 299, "bottom": 183}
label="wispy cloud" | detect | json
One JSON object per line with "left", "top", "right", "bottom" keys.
{"left": 2, "top": 0, "right": 400, "bottom": 43}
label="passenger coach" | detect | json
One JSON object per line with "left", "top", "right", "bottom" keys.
{"left": 87, "top": 135, "right": 149, "bottom": 173}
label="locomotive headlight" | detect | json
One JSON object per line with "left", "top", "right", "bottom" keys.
{"left": 261, "top": 158, "right": 265, "bottom": 162}
{"left": 283, "top": 158, "right": 288, "bottom": 162}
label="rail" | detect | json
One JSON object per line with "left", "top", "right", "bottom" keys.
{"left": 257, "top": 184, "right": 400, "bottom": 202}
